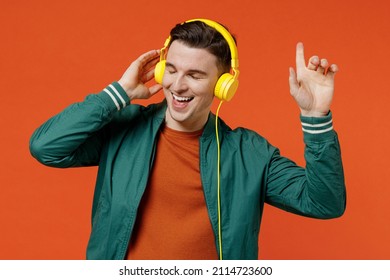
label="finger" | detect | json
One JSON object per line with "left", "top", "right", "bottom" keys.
{"left": 136, "top": 50, "right": 160, "bottom": 68}
{"left": 148, "top": 84, "right": 163, "bottom": 96}
{"left": 141, "top": 68, "right": 156, "bottom": 83}
{"left": 317, "top": 58, "right": 329, "bottom": 74}
{"left": 295, "top": 42, "right": 306, "bottom": 71}
{"left": 320, "top": 58, "right": 329, "bottom": 68}
{"left": 288, "top": 67, "right": 299, "bottom": 97}
{"left": 143, "top": 56, "right": 160, "bottom": 72}
{"left": 325, "top": 63, "right": 339, "bottom": 77}
{"left": 328, "top": 63, "right": 339, "bottom": 73}
{"left": 307, "top": 56, "right": 319, "bottom": 70}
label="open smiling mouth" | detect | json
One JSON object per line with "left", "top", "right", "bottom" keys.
{"left": 172, "top": 93, "right": 194, "bottom": 103}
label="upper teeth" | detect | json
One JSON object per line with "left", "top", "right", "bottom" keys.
{"left": 172, "top": 94, "right": 193, "bottom": 102}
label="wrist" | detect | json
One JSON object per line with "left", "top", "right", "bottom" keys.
{"left": 300, "top": 109, "right": 329, "bottom": 118}
{"left": 117, "top": 80, "right": 135, "bottom": 101}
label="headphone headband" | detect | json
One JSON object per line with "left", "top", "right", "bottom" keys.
{"left": 160, "top": 19, "right": 239, "bottom": 75}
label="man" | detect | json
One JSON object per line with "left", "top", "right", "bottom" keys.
{"left": 30, "top": 19, "right": 346, "bottom": 260}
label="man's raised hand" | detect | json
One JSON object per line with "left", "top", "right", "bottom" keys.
{"left": 289, "top": 42, "right": 339, "bottom": 117}
{"left": 118, "top": 50, "right": 163, "bottom": 100}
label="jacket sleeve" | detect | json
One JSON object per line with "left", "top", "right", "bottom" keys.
{"left": 29, "top": 82, "right": 130, "bottom": 168}
{"left": 264, "top": 112, "right": 346, "bottom": 219}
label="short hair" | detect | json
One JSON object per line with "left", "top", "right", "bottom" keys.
{"left": 169, "top": 21, "right": 236, "bottom": 74}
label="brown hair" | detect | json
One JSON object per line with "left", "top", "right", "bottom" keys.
{"left": 169, "top": 21, "right": 236, "bottom": 74}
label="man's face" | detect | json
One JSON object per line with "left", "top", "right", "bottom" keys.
{"left": 162, "top": 40, "right": 220, "bottom": 132}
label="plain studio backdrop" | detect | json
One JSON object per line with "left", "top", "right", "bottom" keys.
{"left": 0, "top": 0, "right": 389, "bottom": 259}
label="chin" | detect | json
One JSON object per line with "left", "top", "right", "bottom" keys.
{"left": 168, "top": 107, "right": 190, "bottom": 123}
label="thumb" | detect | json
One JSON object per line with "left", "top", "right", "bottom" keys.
{"left": 288, "top": 67, "right": 299, "bottom": 97}
{"left": 148, "top": 84, "right": 163, "bottom": 97}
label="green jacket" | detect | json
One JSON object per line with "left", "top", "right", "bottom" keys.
{"left": 30, "top": 82, "right": 346, "bottom": 260}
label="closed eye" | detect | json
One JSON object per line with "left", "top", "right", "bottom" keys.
{"left": 166, "top": 65, "right": 176, "bottom": 74}
{"left": 165, "top": 62, "right": 207, "bottom": 80}
{"left": 188, "top": 73, "right": 203, "bottom": 80}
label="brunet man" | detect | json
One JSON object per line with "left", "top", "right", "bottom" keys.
{"left": 30, "top": 19, "right": 346, "bottom": 260}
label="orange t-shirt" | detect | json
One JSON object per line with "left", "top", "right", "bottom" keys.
{"left": 126, "top": 125, "right": 219, "bottom": 260}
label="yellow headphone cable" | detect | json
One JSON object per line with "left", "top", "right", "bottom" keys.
{"left": 215, "top": 100, "right": 224, "bottom": 260}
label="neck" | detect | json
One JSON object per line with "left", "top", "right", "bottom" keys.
{"left": 164, "top": 110, "right": 208, "bottom": 132}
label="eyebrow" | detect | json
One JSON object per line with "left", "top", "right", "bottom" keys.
{"left": 165, "top": 62, "right": 208, "bottom": 76}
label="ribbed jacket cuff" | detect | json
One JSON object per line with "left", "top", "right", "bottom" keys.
{"left": 300, "top": 111, "right": 336, "bottom": 142}
{"left": 98, "top": 82, "right": 130, "bottom": 112}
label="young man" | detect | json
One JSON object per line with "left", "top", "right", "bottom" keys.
{"left": 30, "top": 20, "right": 346, "bottom": 260}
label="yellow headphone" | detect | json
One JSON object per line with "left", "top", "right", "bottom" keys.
{"left": 154, "top": 18, "right": 240, "bottom": 102}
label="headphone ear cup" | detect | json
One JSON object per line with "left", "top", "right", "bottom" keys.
{"left": 154, "top": 60, "right": 166, "bottom": 85}
{"left": 214, "top": 73, "right": 239, "bottom": 101}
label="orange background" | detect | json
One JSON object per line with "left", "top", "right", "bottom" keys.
{"left": 1, "top": 0, "right": 389, "bottom": 259}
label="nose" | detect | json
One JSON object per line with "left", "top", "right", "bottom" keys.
{"left": 168, "top": 74, "right": 188, "bottom": 93}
